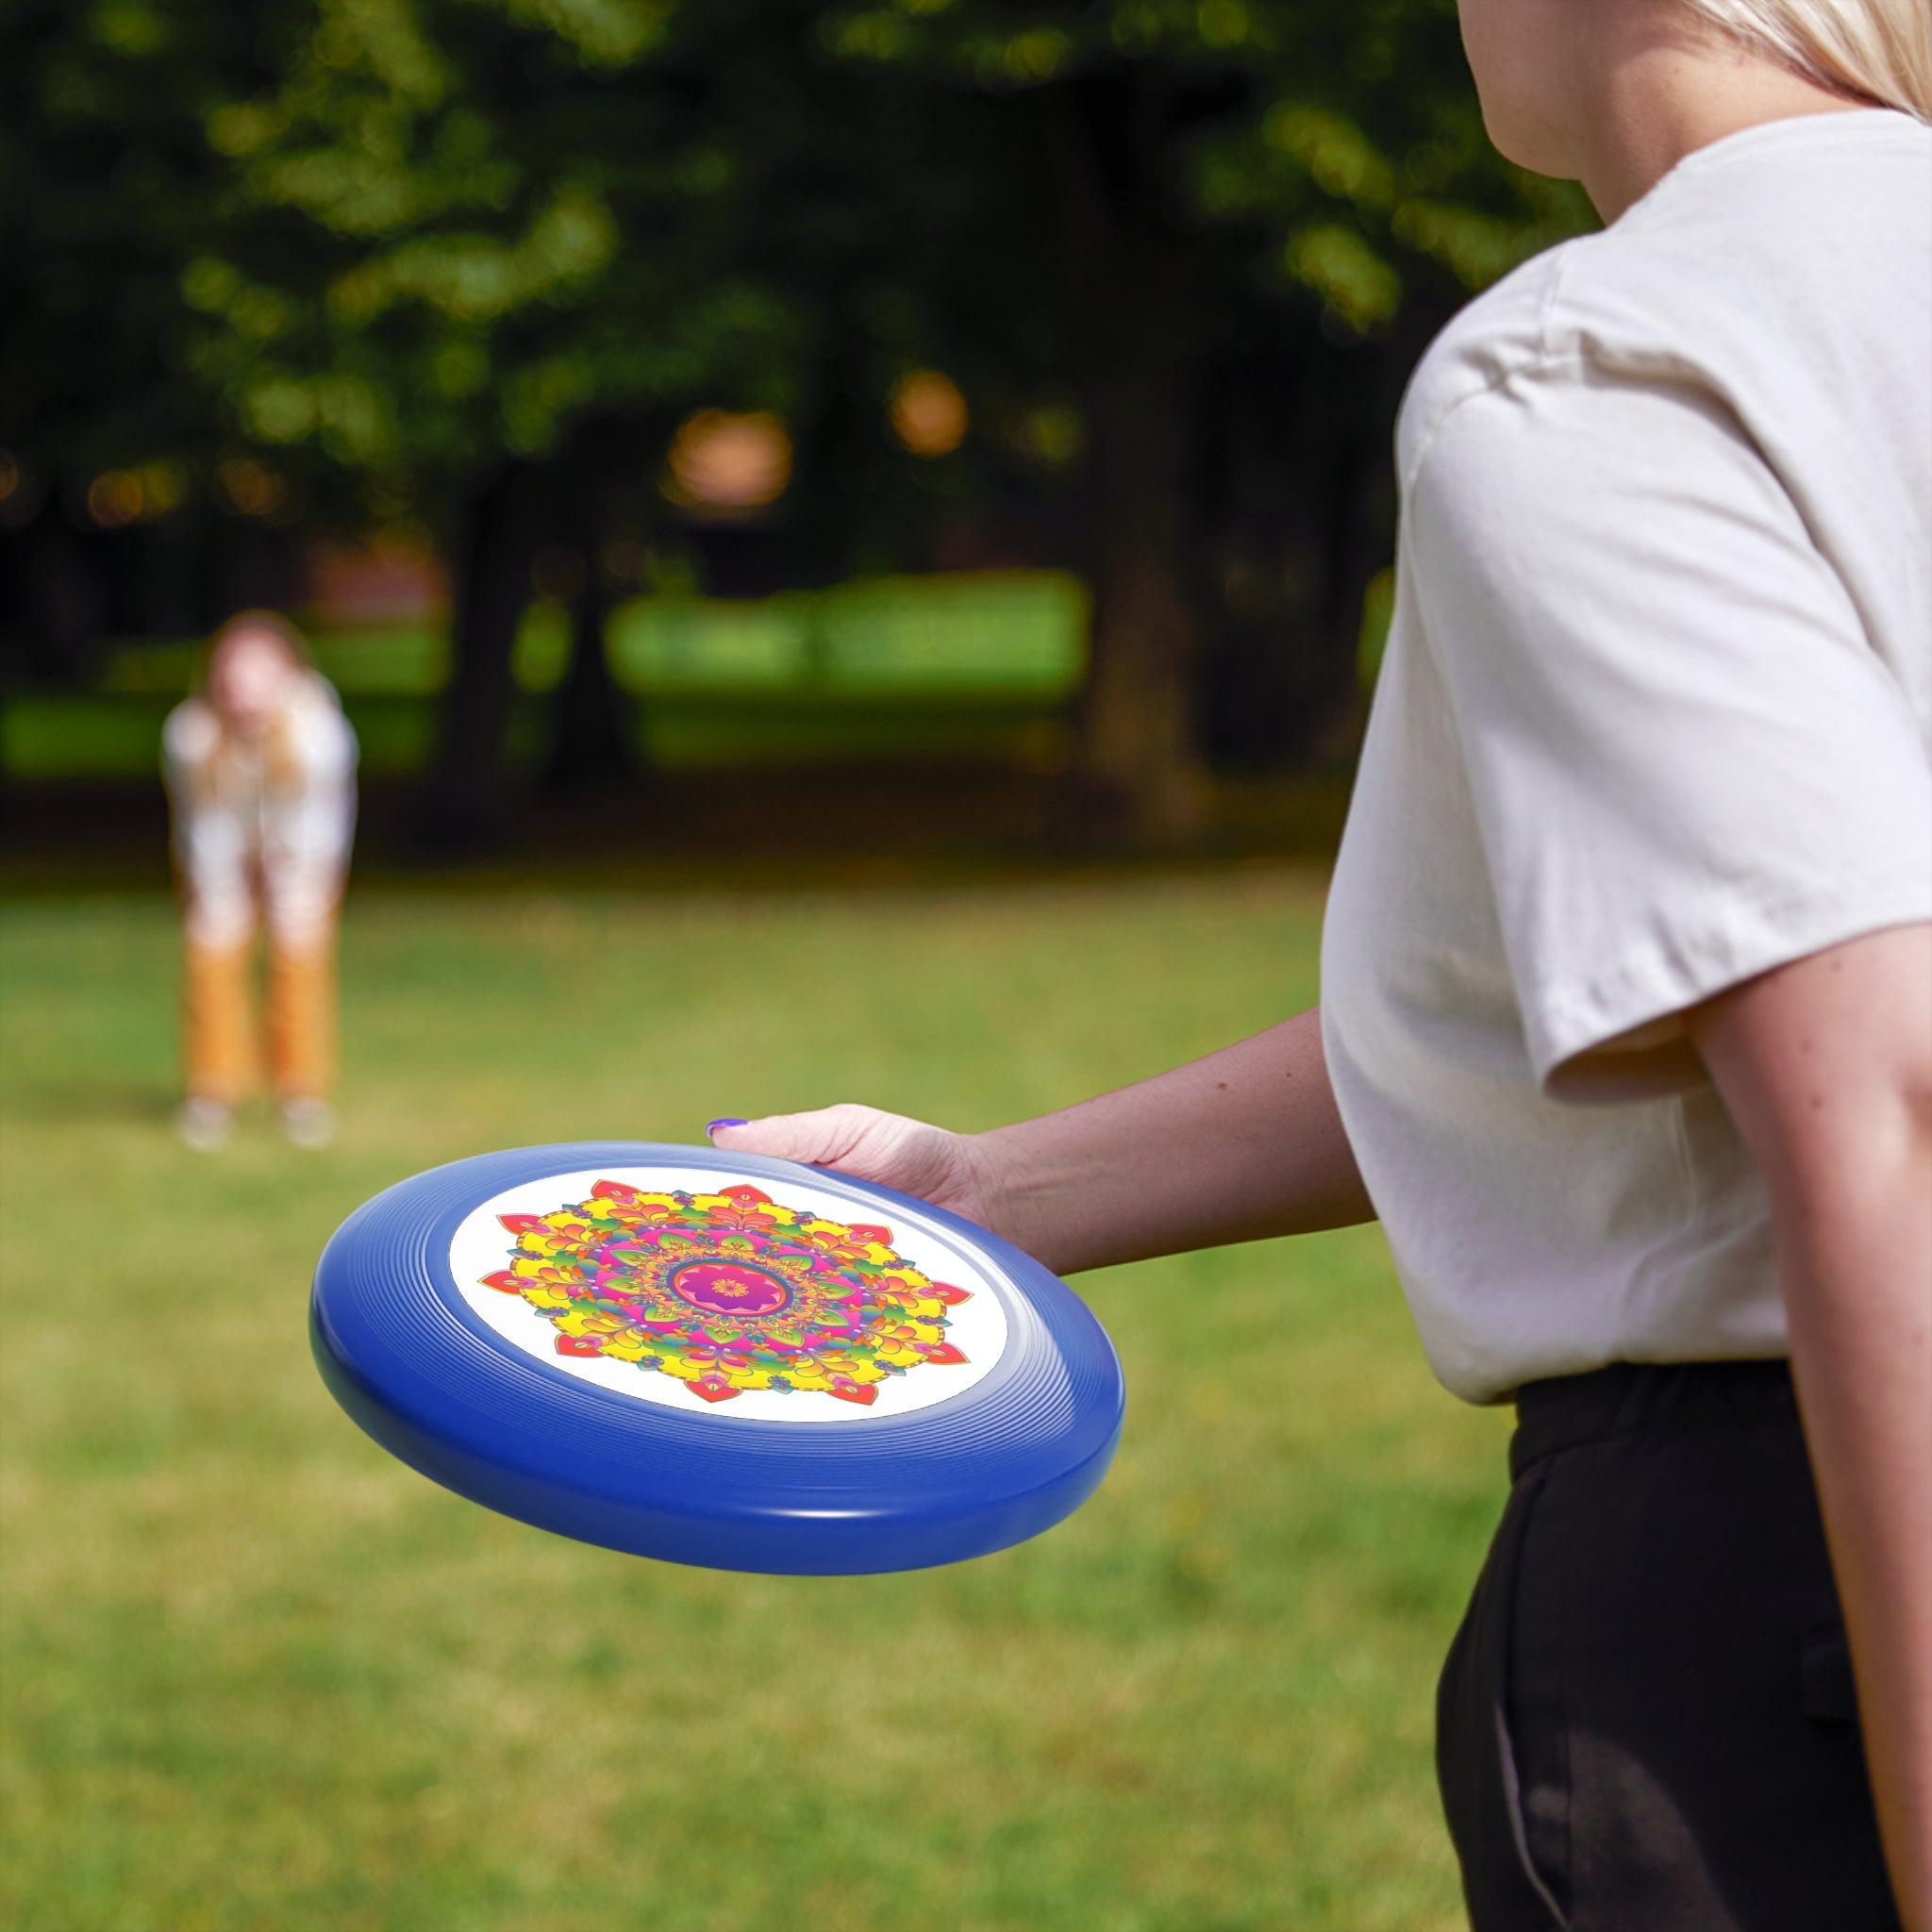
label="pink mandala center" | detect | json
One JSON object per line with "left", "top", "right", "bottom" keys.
{"left": 480, "top": 1180, "right": 977, "bottom": 1406}
{"left": 671, "top": 1259, "right": 791, "bottom": 1318}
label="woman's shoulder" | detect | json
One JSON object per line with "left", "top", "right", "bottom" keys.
{"left": 1395, "top": 243, "right": 1583, "bottom": 485}
{"left": 291, "top": 666, "right": 345, "bottom": 715}
{"left": 1399, "top": 110, "right": 1932, "bottom": 490}
{"left": 162, "top": 696, "right": 221, "bottom": 768}
{"left": 282, "top": 673, "right": 358, "bottom": 769}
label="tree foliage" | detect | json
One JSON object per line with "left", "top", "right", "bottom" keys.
{"left": 4, "top": 0, "right": 1593, "bottom": 837}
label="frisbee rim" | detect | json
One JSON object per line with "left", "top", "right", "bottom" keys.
{"left": 309, "top": 1141, "right": 1124, "bottom": 1574}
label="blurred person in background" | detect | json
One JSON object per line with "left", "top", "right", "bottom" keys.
{"left": 163, "top": 611, "right": 358, "bottom": 1151}
{"left": 711, "top": 0, "right": 1932, "bottom": 1926}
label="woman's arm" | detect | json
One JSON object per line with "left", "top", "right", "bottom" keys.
{"left": 1689, "top": 923, "right": 1932, "bottom": 1932}
{"left": 710, "top": 1005, "right": 1374, "bottom": 1275}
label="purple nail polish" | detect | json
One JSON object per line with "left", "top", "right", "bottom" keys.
{"left": 707, "top": 1118, "right": 748, "bottom": 1136}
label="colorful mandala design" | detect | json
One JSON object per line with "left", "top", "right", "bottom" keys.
{"left": 480, "top": 1179, "right": 974, "bottom": 1407}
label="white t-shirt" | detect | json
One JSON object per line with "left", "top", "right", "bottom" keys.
{"left": 163, "top": 671, "right": 358, "bottom": 950}
{"left": 1322, "top": 109, "right": 1932, "bottom": 1405}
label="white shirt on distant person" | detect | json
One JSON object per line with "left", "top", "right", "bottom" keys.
{"left": 162, "top": 671, "right": 358, "bottom": 953}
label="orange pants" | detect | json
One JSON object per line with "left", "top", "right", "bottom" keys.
{"left": 184, "top": 922, "right": 337, "bottom": 1104}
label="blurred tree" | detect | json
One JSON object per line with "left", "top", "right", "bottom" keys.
{"left": 165, "top": 0, "right": 811, "bottom": 844}
{"left": 807, "top": 0, "right": 1591, "bottom": 834}
{"left": 4, "top": 0, "right": 1591, "bottom": 842}
{"left": 0, "top": 0, "right": 299, "bottom": 681}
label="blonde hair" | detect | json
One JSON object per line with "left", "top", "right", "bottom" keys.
{"left": 199, "top": 609, "right": 317, "bottom": 794}
{"left": 1683, "top": 0, "right": 1932, "bottom": 120}
{"left": 207, "top": 608, "right": 312, "bottom": 681}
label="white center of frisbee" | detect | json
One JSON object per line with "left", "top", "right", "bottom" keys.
{"left": 448, "top": 1165, "right": 1012, "bottom": 1421}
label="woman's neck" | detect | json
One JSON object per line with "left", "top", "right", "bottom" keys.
{"left": 1574, "top": 16, "right": 1875, "bottom": 223}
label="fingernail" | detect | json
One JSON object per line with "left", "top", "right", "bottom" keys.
{"left": 707, "top": 1118, "right": 748, "bottom": 1136}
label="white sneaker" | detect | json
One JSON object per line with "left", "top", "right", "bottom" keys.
{"left": 175, "top": 1096, "right": 233, "bottom": 1151}
{"left": 280, "top": 1097, "right": 338, "bottom": 1149}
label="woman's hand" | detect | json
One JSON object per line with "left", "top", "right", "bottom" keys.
{"left": 708, "top": 1106, "right": 1010, "bottom": 1233}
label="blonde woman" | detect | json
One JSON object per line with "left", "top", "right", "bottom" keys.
{"left": 708, "top": 2, "right": 1931, "bottom": 1924}
{"left": 163, "top": 612, "right": 358, "bottom": 1150}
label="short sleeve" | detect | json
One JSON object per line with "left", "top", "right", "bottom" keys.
{"left": 161, "top": 698, "right": 218, "bottom": 784}
{"left": 288, "top": 675, "right": 358, "bottom": 780}
{"left": 1408, "top": 364, "right": 1932, "bottom": 1096}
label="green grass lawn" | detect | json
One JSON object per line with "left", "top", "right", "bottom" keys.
{"left": 0, "top": 874, "right": 1506, "bottom": 1932}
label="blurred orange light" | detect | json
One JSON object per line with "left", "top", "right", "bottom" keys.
{"left": 891, "top": 371, "right": 969, "bottom": 458}
{"left": 215, "top": 457, "right": 291, "bottom": 521}
{"left": 0, "top": 451, "right": 19, "bottom": 503}
{"left": 87, "top": 471, "right": 144, "bottom": 528}
{"left": 663, "top": 410, "right": 792, "bottom": 514}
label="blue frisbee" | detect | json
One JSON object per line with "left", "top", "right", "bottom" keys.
{"left": 310, "top": 1141, "right": 1124, "bottom": 1574}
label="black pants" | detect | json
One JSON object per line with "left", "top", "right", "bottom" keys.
{"left": 1436, "top": 1360, "right": 1900, "bottom": 1932}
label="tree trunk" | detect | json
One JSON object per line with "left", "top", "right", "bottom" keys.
{"left": 541, "top": 418, "right": 658, "bottom": 799}
{"left": 13, "top": 509, "right": 107, "bottom": 687}
{"left": 541, "top": 555, "right": 634, "bottom": 797}
{"left": 1079, "top": 361, "right": 1205, "bottom": 843}
{"left": 1045, "top": 76, "right": 1210, "bottom": 847}
{"left": 418, "top": 461, "right": 542, "bottom": 857}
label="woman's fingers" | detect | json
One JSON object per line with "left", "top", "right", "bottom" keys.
{"left": 708, "top": 1106, "right": 875, "bottom": 1168}
{"left": 708, "top": 1103, "right": 929, "bottom": 1179}
{"left": 706, "top": 1104, "right": 976, "bottom": 1212}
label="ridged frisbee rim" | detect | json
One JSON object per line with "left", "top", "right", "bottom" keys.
{"left": 309, "top": 1141, "right": 1124, "bottom": 1574}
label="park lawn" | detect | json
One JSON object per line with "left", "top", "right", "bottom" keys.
{"left": 0, "top": 874, "right": 1507, "bottom": 1932}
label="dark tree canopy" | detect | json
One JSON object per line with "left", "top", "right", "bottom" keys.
{"left": 1, "top": 0, "right": 1593, "bottom": 840}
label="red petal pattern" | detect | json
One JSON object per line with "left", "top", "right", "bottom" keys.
{"left": 491, "top": 1184, "right": 969, "bottom": 1408}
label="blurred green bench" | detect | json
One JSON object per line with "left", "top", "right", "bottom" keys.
{"left": 1, "top": 572, "right": 1089, "bottom": 780}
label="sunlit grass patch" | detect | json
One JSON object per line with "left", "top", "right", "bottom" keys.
{"left": 1, "top": 877, "right": 1504, "bottom": 1931}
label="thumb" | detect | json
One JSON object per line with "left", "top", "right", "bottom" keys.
{"left": 706, "top": 1104, "right": 978, "bottom": 1217}
{"left": 707, "top": 1105, "right": 876, "bottom": 1168}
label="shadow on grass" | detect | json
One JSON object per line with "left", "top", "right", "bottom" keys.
{"left": 1, "top": 765, "right": 1356, "bottom": 900}
{"left": 3, "top": 1078, "right": 179, "bottom": 1124}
